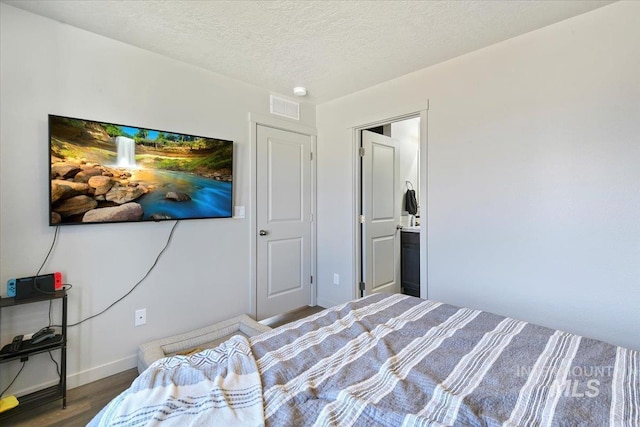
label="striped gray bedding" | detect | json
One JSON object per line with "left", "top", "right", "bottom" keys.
{"left": 92, "top": 293, "right": 639, "bottom": 426}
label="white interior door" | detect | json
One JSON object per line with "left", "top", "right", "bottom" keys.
{"left": 257, "top": 125, "right": 312, "bottom": 319}
{"left": 361, "top": 130, "right": 401, "bottom": 296}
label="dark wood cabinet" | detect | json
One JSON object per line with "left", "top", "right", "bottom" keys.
{"left": 401, "top": 231, "right": 420, "bottom": 297}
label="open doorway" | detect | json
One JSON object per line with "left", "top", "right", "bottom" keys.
{"left": 364, "top": 119, "right": 421, "bottom": 225}
{"left": 355, "top": 113, "right": 425, "bottom": 299}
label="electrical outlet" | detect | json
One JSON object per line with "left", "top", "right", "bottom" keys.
{"left": 135, "top": 308, "right": 146, "bottom": 326}
{"left": 333, "top": 273, "right": 340, "bottom": 285}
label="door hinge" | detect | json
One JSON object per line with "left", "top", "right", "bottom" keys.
{"left": 359, "top": 147, "right": 365, "bottom": 157}
{"left": 359, "top": 215, "right": 365, "bottom": 223}
{"left": 310, "top": 152, "right": 313, "bottom": 161}
{"left": 359, "top": 281, "right": 365, "bottom": 291}
{"left": 311, "top": 275, "right": 313, "bottom": 284}
{"left": 310, "top": 213, "right": 314, "bottom": 222}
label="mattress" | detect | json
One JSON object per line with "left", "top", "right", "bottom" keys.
{"left": 90, "top": 293, "right": 639, "bottom": 426}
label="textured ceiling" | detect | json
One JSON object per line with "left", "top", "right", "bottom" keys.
{"left": 4, "top": 0, "right": 614, "bottom": 104}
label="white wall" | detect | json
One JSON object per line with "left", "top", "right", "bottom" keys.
{"left": 0, "top": 4, "right": 315, "bottom": 394}
{"left": 317, "top": 1, "right": 639, "bottom": 350}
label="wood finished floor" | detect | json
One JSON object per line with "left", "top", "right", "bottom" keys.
{"left": 4, "top": 305, "right": 325, "bottom": 426}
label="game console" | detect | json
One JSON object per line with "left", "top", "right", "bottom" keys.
{"left": 54, "top": 272, "right": 63, "bottom": 289}
{"left": 31, "top": 327, "right": 56, "bottom": 344}
{"left": 6, "top": 278, "right": 16, "bottom": 297}
{"left": 6, "top": 272, "right": 63, "bottom": 299}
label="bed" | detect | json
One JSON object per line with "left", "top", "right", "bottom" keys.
{"left": 89, "top": 293, "right": 639, "bottom": 426}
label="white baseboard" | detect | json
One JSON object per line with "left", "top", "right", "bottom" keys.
{"left": 67, "top": 354, "right": 137, "bottom": 389}
{"left": 10, "top": 354, "right": 137, "bottom": 397}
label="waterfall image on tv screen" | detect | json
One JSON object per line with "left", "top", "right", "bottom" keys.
{"left": 49, "top": 115, "right": 233, "bottom": 225}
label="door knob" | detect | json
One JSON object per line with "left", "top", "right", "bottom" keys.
{"left": 396, "top": 224, "right": 404, "bottom": 230}
{"left": 259, "top": 230, "right": 268, "bottom": 236}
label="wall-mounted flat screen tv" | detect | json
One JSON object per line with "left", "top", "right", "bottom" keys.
{"left": 49, "top": 114, "right": 233, "bottom": 225}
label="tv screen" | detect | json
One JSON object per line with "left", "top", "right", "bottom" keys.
{"left": 49, "top": 115, "right": 233, "bottom": 225}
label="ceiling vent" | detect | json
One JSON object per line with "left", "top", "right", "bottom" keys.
{"left": 270, "top": 95, "right": 300, "bottom": 120}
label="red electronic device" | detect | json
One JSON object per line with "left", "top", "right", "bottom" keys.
{"left": 54, "top": 272, "right": 63, "bottom": 290}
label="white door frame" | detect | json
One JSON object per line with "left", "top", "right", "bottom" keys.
{"left": 249, "top": 112, "right": 317, "bottom": 318}
{"left": 350, "top": 107, "right": 428, "bottom": 300}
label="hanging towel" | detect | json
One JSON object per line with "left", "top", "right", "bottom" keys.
{"left": 405, "top": 189, "right": 418, "bottom": 215}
